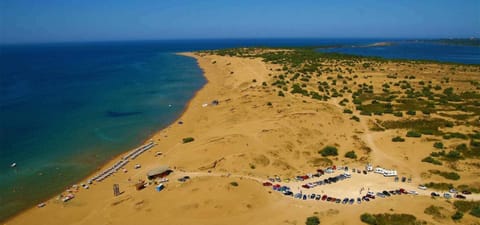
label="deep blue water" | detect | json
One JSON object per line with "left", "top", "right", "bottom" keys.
{"left": 319, "top": 41, "right": 480, "bottom": 64}
{"left": 0, "top": 38, "right": 479, "bottom": 221}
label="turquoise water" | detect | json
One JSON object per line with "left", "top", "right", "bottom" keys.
{"left": 0, "top": 42, "right": 206, "bottom": 220}
{"left": 1, "top": 39, "right": 479, "bottom": 221}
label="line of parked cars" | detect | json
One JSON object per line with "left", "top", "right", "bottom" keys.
{"left": 300, "top": 173, "right": 351, "bottom": 189}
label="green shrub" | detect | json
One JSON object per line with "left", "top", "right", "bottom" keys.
{"left": 451, "top": 211, "right": 463, "bottom": 221}
{"left": 252, "top": 79, "right": 257, "bottom": 82}
{"left": 453, "top": 200, "right": 480, "bottom": 213}
{"left": 350, "top": 116, "right": 360, "bottom": 122}
{"left": 406, "top": 131, "right": 422, "bottom": 138}
{"left": 278, "top": 91, "right": 285, "bottom": 97}
{"left": 360, "top": 213, "right": 376, "bottom": 225}
{"left": 433, "top": 142, "right": 444, "bottom": 149}
{"left": 392, "top": 136, "right": 405, "bottom": 142}
{"left": 319, "top": 146, "right": 338, "bottom": 157}
{"left": 424, "top": 182, "right": 453, "bottom": 190}
{"left": 267, "top": 102, "right": 272, "bottom": 106}
{"left": 393, "top": 111, "right": 403, "bottom": 117}
{"left": 470, "top": 206, "right": 480, "bottom": 218}
{"left": 422, "top": 156, "right": 442, "bottom": 165}
{"left": 429, "top": 170, "right": 460, "bottom": 180}
{"left": 406, "top": 110, "right": 416, "bottom": 115}
{"left": 360, "top": 213, "right": 420, "bottom": 225}
{"left": 343, "top": 109, "right": 353, "bottom": 114}
{"left": 230, "top": 181, "right": 239, "bottom": 187}
{"left": 305, "top": 216, "right": 320, "bottom": 225}
{"left": 444, "top": 150, "right": 463, "bottom": 161}
{"left": 182, "top": 137, "right": 195, "bottom": 143}
{"left": 345, "top": 151, "right": 357, "bottom": 159}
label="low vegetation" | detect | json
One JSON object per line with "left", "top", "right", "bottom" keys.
{"left": 305, "top": 216, "right": 320, "bottom": 225}
{"left": 319, "top": 146, "right": 338, "bottom": 157}
{"left": 421, "top": 156, "right": 442, "bottom": 165}
{"left": 424, "top": 182, "right": 453, "bottom": 190}
{"left": 360, "top": 213, "right": 425, "bottom": 225}
{"left": 182, "top": 137, "right": 195, "bottom": 143}
{"left": 392, "top": 136, "right": 405, "bottom": 142}
{"left": 344, "top": 150, "right": 357, "bottom": 159}
{"left": 429, "top": 170, "right": 460, "bottom": 180}
{"left": 229, "top": 181, "right": 239, "bottom": 187}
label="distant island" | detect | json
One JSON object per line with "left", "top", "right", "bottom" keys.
{"left": 422, "top": 38, "right": 480, "bottom": 47}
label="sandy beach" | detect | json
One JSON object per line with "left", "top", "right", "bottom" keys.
{"left": 5, "top": 50, "right": 480, "bottom": 225}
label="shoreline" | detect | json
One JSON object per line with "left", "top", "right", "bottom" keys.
{"left": 6, "top": 48, "right": 480, "bottom": 225}
{"left": 4, "top": 51, "right": 207, "bottom": 223}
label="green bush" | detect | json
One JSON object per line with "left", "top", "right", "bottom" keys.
{"left": 230, "top": 181, "right": 239, "bottom": 187}
{"left": 424, "top": 182, "right": 453, "bottom": 190}
{"left": 444, "top": 150, "right": 463, "bottom": 161}
{"left": 343, "top": 109, "right": 353, "bottom": 114}
{"left": 392, "top": 136, "right": 405, "bottom": 142}
{"left": 182, "top": 137, "right": 195, "bottom": 143}
{"left": 470, "top": 206, "right": 480, "bottom": 218}
{"left": 319, "top": 146, "right": 338, "bottom": 157}
{"left": 350, "top": 116, "right": 360, "bottom": 122}
{"left": 433, "top": 142, "right": 444, "bottom": 149}
{"left": 345, "top": 151, "right": 357, "bottom": 159}
{"left": 422, "top": 156, "right": 442, "bottom": 165}
{"left": 360, "top": 213, "right": 376, "bottom": 225}
{"left": 278, "top": 91, "right": 285, "bottom": 97}
{"left": 305, "top": 216, "right": 320, "bottom": 225}
{"left": 406, "top": 131, "right": 422, "bottom": 138}
{"left": 429, "top": 170, "right": 460, "bottom": 180}
{"left": 451, "top": 211, "right": 463, "bottom": 221}
{"left": 360, "top": 213, "right": 420, "bottom": 225}
{"left": 393, "top": 111, "right": 403, "bottom": 117}
{"left": 406, "top": 110, "right": 416, "bottom": 115}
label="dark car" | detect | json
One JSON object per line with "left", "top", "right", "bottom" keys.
{"left": 302, "top": 194, "right": 307, "bottom": 200}
{"left": 455, "top": 194, "right": 466, "bottom": 199}
{"left": 363, "top": 170, "right": 367, "bottom": 175}
{"left": 366, "top": 194, "right": 375, "bottom": 199}
{"left": 284, "top": 191, "right": 293, "bottom": 196}
{"left": 310, "top": 194, "right": 316, "bottom": 199}
{"left": 349, "top": 198, "right": 355, "bottom": 204}
{"left": 342, "top": 198, "right": 349, "bottom": 204}
{"left": 301, "top": 184, "right": 310, "bottom": 189}
{"left": 357, "top": 197, "right": 362, "bottom": 204}
{"left": 389, "top": 190, "right": 396, "bottom": 195}
{"left": 262, "top": 182, "right": 273, "bottom": 186}
{"left": 326, "top": 197, "right": 332, "bottom": 201}
{"left": 462, "top": 190, "right": 472, "bottom": 195}
{"left": 315, "top": 194, "right": 321, "bottom": 200}
{"left": 322, "top": 195, "right": 328, "bottom": 201}
{"left": 335, "top": 199, "right": 341, "bottom": 204}
{"left": 330, "top": 197, "right": 336, "bottom": 202}
{"left": 401, "top": 177, "right": 406, "bottom": 182}
{"left": 382, "top": 191, "right": 391, "bottom": 197}
{"left": 431, "top": 192, "right": 440, "bottom": 197}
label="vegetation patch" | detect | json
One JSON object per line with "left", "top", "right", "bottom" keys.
{"left": 381, "top": 119, "right": 450, "bottom": 136}
{"left": 424, "top": 182, "right": 453, "bottom": 190}
{"left": 305, "top": 216, "right": 320, "bottom": 225}
{"left": 182, "top": 137, "right": 195, "bottom": 143}
{"left": 424, "top": 205, "right": 445, "bottom": 219}
{"left": 319, "top": 146, "right": 338, "bottom": 157}
{"left": 428, "top": 170, "right": 460, "bottom": 180}
{"left": 360, "top": 213, "right": 425, "bottom": 225}
{"left": 344, "top": 150, "right": 357, "bottom": 159}
{"left": 392, "top": 136, "right": 405, "bottom": 142}
{"left": 421, "top": 156, "right": 442, "bottom": 165}
{"left": 406, "top": 131, "right": 422, "bottom": 138}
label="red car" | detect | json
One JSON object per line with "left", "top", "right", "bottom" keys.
{"left": 322, "top": 195, "right": 328, "bottom": 201}
{"left": 301, "top": 184, "right": 310, "bottom": 189}
{"left": 262, "top": 182, "right": 272, "bottom": 186}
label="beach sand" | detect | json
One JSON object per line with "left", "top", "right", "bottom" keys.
{"left": 5, "top": 51, "right": 480, "bottom": 225}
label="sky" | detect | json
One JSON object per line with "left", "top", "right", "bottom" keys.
{"left": 0, "top": 0, "right": 479, "bottom": 44}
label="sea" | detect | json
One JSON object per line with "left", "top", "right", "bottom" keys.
{"left": 0, "top": 38, "right": 478, "bottom": 221}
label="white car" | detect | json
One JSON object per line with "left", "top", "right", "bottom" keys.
{"left": 418, "top": 185, "right": 427, "bottom": 190}
{"left": 408, "top": 190, "right": 418, "bottom": 195}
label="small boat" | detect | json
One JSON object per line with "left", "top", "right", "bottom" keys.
{"left": 10, "top": 163, "right": 16, "bottom": 168}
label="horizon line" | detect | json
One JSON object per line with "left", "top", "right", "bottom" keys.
{"left": 1, "top": 36, "right": 479, "bottom": 46}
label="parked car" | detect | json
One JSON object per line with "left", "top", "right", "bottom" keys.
{"left": 401, "top": 177, "right": 406, "bottom": 182}
{"left": 262, "top": 182, "right": 273, "bottom": 186}
{"left": 284, "top": 191, "right": 293, "bottom": 196}
{"left": 310, "top": 194, "right": 316, "bottom": 199}
{"left": 408, "top": 190, "right": 418, "bottom": 195}
{"left": 462, "top": 190, "right": 472, "bottom": 195}
{"left": 302, "top": 195, "right": 307, "bottom": 200}
{"left": 357, "top": 197, "right": 362, "bottom": 204}
{"left": 418, "top": 185, "right": 427, "bottom": 190}
{"left": 335, "top": 198, "right": 341, "bottom": 204}
{"left": 294, "top": 193, "right": 302, "bottom": 199}
{"left": 342, "top": 198, "right": 349, "bottom": 204}
{"left": 322, "top": 195, "right": 328, "bottom": 201}
{"left": 315, "top": 194, "right": 321, "bottom": 200}
{"left": 449, "top": 189, "right": 457, "bottom": 193}
{"left": 382, "top": 190, "right": 391, "bottom": 197}
{"left": 431, "top": 192, "right": 440, "bottom": 197}
{"left": 363, "top": 170, "right": 367, "bottom": 175}
{"left": 376, "top": 192, "right": 385, "bottom": 198}
{"left": 444, "top": 193, "right": 452, "bottom": 199}
{"left": 455, "top": 194, "right": 466, "bottom": 199}
{"left": 349, "top": 198, "right": 355, "bottom": 204}
{"left": 326, "top": 197, "right": 332, "bottom": 201}
{"left": 301, "top": 184, "right": 310, "bottom": 189}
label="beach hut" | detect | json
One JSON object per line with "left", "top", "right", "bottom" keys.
{"left": 146, "top": 166, "right": 172, "bottom": 180}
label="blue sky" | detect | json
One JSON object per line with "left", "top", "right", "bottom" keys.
{"left": 0, "top": 0, "right": 479, "bottom": 44}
